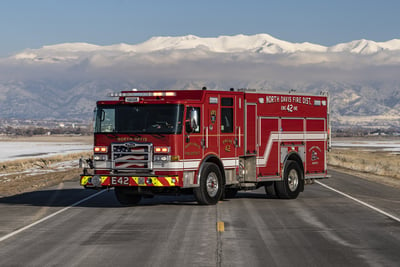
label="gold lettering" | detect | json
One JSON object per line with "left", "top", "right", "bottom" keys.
{"left": 185, "top": 142, "right": 201, "bottom": 149}
{"left": 185, "top": 151, "right": 200, "bottom": 156}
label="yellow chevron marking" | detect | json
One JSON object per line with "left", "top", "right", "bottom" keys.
{"left": 81, "top": 176, "right": 108, "bottom": 186}
{"left": 131, "top": 176, "right": 178, "bottom": 186}
{"left": 100, "top": 176, "right": 108, "bottom": 184}
{"left": 80, "top": 176, "right": 91, "bottom": 186}
{"left": 152, "top": 178, "right": 164, "bottom": 186}
{"left": 82, "top": 176, "right": 179, "bottom": 187}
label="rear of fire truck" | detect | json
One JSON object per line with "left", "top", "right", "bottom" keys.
{"left": 80, "top": 91, "right": 192, "bottom": 205}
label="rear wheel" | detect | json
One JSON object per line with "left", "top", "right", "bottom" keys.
{"left": 275, "top": 160, "right": 303, "bottom": 199}
{"left": 264, "top": 181, "right": 277, "bottom": 198}
{"left": 194, "top": 163, "right": 223, "bottom": 205}
{"left": 114, "top": 187, "right": 142, "bottom": 206}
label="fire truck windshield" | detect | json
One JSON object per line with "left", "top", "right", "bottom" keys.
{"left": 95, "top": 104, "right": 184, "bottom": 134}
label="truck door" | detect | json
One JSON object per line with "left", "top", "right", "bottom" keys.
{"left": 235, "top": 95, "right": 244, "bottom": 156}
{"left": 184, "top": 105, "right": 203, "bottom": 169}
{"left": 219, "top": 95, "right": 244, "bottom": 173}
{"left": 219, "top": 97, "right": 235, "bottom": 161}
{"left": 204, "top": 94, "right": 219, "bottom": 156}
{"left": 245, "top": 103, "right": 257, "bottom": 155}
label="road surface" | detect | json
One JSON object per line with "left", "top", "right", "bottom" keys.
{"left": 0, "top": 169, "right": 399, "bottom": 266}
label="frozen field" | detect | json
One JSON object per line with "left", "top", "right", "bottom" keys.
{"left": 0, "top": 142, "right": 92, "bottom": 162}
{"left": 332, "top": 139, "right": 400, "bottom": 153}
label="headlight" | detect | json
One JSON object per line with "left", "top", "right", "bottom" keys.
{"left": 94, "top": 154, "right": 108, "bottom": 161}
{"left": 154, "top": 155, "right": 171, "bottom": 162}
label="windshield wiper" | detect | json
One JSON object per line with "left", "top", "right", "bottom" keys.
{"left": 106, "top": 133, "right": 118, "bottom": 138}
{"left": 150, "top": 133, "right": 165, "bottom": 139}
{"left": 128, "top": 133, "right": 142, "bottom": 139}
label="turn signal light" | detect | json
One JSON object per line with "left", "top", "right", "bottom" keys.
{"left": 171, "top": 155, "right": 180, "bottom": 162}
{"left": 94, "top": 146, "right": 108, "bottom": 153}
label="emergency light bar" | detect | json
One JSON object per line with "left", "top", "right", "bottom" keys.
{"left": 108, "top": 92, "right": 176, "bottom": 97}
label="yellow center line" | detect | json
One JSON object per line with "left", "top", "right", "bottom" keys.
{"left": 217, "top": 221, "right": 225, "bottom": 232}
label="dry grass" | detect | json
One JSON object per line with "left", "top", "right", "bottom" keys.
{"left": 0, "top": 135, "right": 92, "bottom": 196}
{"left": 0, "top": 152, "right": 91, "bottom": 174}
{"left": 328, "top": 148, "right": 400, "bottom": 186}
{"left": 0, "top": 169, "right": 83, "bottom": 197}
{"left": 0, "top": 152, "right": 91, "bottom": 197}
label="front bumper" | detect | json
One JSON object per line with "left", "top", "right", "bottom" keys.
{"left": 80, "top": 175, "right": 180, "bottom": 188}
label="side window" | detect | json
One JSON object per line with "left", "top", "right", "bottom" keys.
{"left": 186, "top": 107, "right": 201, "bottom": 133}
{"left": 221, "top": 98, "right": 233, "bottom": 133}
{"left": 96, "top": 108, "right": 115, "bottom": 133}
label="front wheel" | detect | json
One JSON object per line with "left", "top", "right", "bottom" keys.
{"left": 194, "top": 163, "right": 224, "bottom": 205}
{"left": 224, "top": 188, "right": 238, "bottom": 199}
{"left": 275, "top": 160, "right": 303, "bottom": 199}
{"left": 114, "top": 187, "right": 142, "bottom": 206}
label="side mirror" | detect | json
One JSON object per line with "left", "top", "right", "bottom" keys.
{"left": 186, "top": 108, "right": 198, "bottom": 133}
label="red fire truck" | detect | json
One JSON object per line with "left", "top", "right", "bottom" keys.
{"left": 80, "top": 88, "right": 330, "bottom": 205}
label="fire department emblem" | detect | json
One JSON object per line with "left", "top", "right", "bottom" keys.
{"left": 224, "top": 145, "right": 231, "bottom": 152}
{"left": 308, "top": 146, "right": 322, "bottom": 164}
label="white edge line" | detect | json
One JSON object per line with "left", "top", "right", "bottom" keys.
{"left": 315, "top": 181, "right": 400, "bottom": 223}
{"left": 0, "top": 190, "right": 106, "bottom": 243}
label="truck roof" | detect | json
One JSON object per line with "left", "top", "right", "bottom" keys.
{"left": 99, "top": 88, "right": 327, "bottom": 105}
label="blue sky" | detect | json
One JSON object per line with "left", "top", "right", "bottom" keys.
{"left": 0, "top": 0, "right": 399, "bottom": 57}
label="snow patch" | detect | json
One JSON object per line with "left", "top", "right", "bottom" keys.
{"left": 0, "top": 142, "right": 91, "bottom": 162}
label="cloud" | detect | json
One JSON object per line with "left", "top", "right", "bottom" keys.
{"left": 2, "top": 48, "right": 400, "bottom": 86}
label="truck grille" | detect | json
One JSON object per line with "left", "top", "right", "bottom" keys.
{"left": 111, "top": 142, "right": 153, "bottom": 171}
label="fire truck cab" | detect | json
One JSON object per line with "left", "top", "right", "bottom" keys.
{"left": 80, "top": 88, "right": 330, "bottom": 205}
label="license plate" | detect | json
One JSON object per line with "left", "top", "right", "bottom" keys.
{"left": 110, "top": 176, "right": 130, "bottom": 186}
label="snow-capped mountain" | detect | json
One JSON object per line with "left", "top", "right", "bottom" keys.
{"left": 1, "top": 33, "right": 400, "bottom": 129}
{"left": 13, "top": 33, "right": 327, "bottom": 61}
{"left": 328, "top": 39, "right": 400, "bottom": 54}
{"left": 12, "top": 33, "right": 400, "bottom": 62}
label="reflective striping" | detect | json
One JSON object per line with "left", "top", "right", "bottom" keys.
{"left": 80, "top": 176, "right": 108, "bottom": 186}
{"left": 100, "top": 176, "right": 108, "bottom": 183}
{"left": 81, "top": 175, "right": 179, "bottom": 187}
{"left": 131, "top": 177, "right": 179, "bottom": 186}
{"left": 257, "top": 131, "right": 327, "bottom": 167}
{"left": 183, "top": 160, "right": 200, "bottom": 169}
{"left": 80, "top": 176, "right": 91, "bottom": 186}
{"left": 221, "top": 158, "right": 239, "bottom": 168}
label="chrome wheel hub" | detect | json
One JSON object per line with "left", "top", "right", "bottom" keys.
{"left": 206, "top": 172, "right": 219, "bottom": 197}
{"left": 288, "top": 169, "right": 299, "bottom": 192}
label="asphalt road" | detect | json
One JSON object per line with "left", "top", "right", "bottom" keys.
{"left": 0, "top": 169, "right": 399, "bottom": 267}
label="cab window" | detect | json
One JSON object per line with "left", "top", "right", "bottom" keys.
{"left": 186, "top": 107, "right": 201, "bottom": 133}
{"left": 221, "top": 98, "right": 233, "bottom": 133}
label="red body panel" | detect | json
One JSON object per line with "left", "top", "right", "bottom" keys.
{"left": 81, "top": 89, "right": 329, "bottom": 189}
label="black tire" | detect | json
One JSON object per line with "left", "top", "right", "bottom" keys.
{"left": 275, "top": 160, "right": 303, "bottom": 199}
{"left": 224, "top": 188, "right": 238, "bottom": 199}
{"left": 114, "top": 187, "right": 142, "bottom": 206}
{"left": 264, "top": 181, "right": 277, "bottom": 198}
{"left": 194, "top": 163, "right": 224, "bottom": 205}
